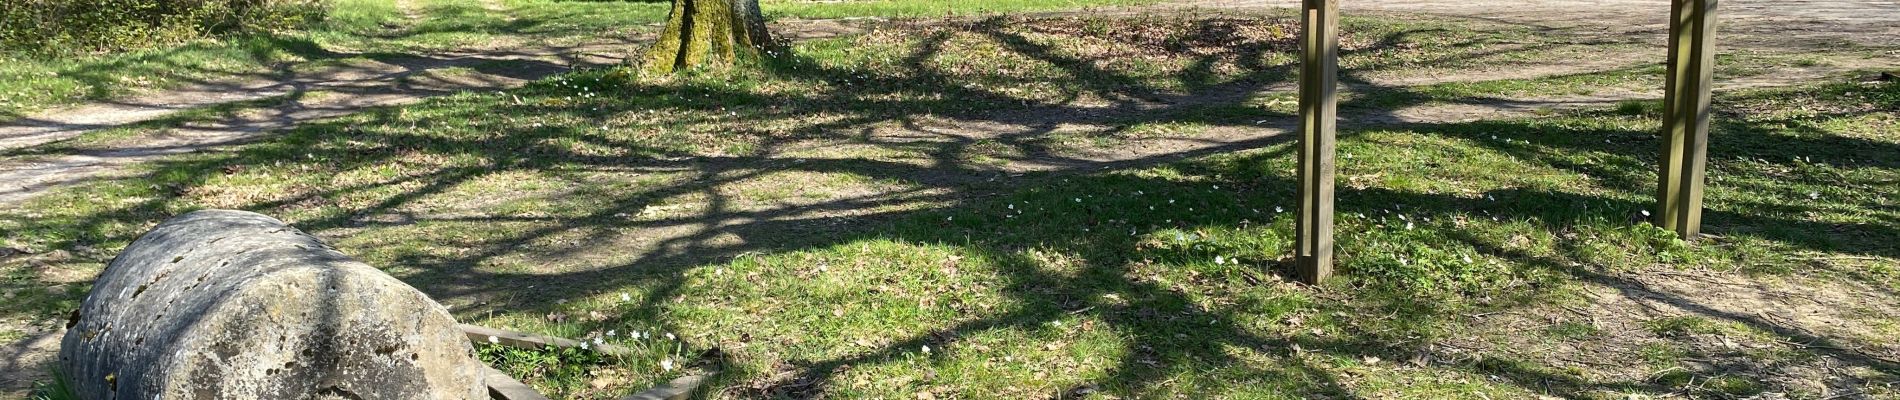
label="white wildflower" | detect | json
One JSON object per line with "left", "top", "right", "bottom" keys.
{"left": 621, "top": 292, "right": 632, "bottom": 301}
{"left": 660, "top": 358, "right": 675, "bottom": 372}
{"left": 607, "top": 330, "right": 617, "bottom": 337}
{"left": 921, "top": 345, "right": 932, "bottom": 354}
{"left": 1215, "top": 255, "right": 1226, "bottom": 264}
{"left": 487, "top": 336, "right": 500, "bottom": 344}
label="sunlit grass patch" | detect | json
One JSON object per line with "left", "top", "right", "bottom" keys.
{"left": 2, "top": 10, "right": 1897, "bottom": 399}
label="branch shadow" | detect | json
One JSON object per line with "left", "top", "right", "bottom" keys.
{"left": 5, "top": 11, "right": 1897, "bottom": 399}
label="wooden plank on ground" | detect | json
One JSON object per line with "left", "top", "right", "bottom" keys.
{"left": 460, "top": 324, "right": 636, "bottom": 357}
{"left": 620, "top": 374, "right": 710, "bottom": 400}
{"left": 484, "top": 365, "right": 552, "bottom": 400}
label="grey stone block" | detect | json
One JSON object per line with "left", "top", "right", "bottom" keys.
{"left": 59, "top": 210, "right": 486, "bottom": 399}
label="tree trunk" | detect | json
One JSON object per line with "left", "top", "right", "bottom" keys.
{"left": 640, "top": 0, "right": 775, "bottom": 74}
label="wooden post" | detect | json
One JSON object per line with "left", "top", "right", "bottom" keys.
{"left": 1657, "top": 0, "right": 1717, "bottom": 239}
{"left": 1296, "top": 0, "right": 1339, "bottom": 284}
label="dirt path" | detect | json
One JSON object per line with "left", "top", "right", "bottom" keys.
{"left": 5, "top": 0, "right": 1894, "bottom": 209}
{"left": 1187, "top": 0, "right": 1900, "bottom": 49}
{"left": 0, "top": 46, "right": 625, "bottom": 204}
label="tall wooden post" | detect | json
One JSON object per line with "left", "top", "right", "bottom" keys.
{"left": 1657, "top": 0, "right": 1717, "bottom": 239}
{"left": 1296, "top": 0, "right": 1339, "bottom": 284}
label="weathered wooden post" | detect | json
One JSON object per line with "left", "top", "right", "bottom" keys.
{"left": 1657, "top": 0, "right": 1718, "bottom": 239}
{"left": 59, "top": 210, "right": 488, "bottom": 399}
{"left": 1296, "top": 0, "right": 1340, "bottom": 284}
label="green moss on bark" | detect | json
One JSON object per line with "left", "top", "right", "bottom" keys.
{"left": 641, "top": 0, "right": 775, "bottom": 74}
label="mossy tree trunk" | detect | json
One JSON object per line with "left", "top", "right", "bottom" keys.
{"left": 640, "top": 0, "right": 775, "bottom": 74}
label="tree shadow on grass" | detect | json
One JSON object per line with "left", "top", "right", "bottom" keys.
{"left": 5, "top": 11, "right": 1897, "bottom": 398}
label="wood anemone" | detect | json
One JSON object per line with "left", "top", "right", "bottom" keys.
{"left": 640, "top": 0, "right": 778, "bottom": 74}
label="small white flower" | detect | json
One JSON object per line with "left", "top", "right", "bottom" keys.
{"left": 1074, "top": 198, "right": 1082, "bottom": 203}
{"left": 621, "top": 292, "right": 631, "bottom": 301}
{"left": 1405, "top": 221, "right": 1415, "bottom": 230}
{"left": 665, "top": 332, "right": 677, "bottom": 340}
{"left": 1808, "top": 192, "right": 1821, "bottom": 200}
{"left": 607, "top": 330, "right": 617, "bottom": 337}
{"left": 1215, "top": 255, "right": 1226, "bottom": 264}
{"left": 1274, "top": 206, "right": 1284, "bottom": 213}
{"left": 921, "top": 345, "right": 932, "bottom": 354}
{"left": 1008, "top": 204, "right": 1014, "bottom": 209}
{"left": 660, "top": 358, "right": 676, "bottom": 371}
{"left": 593, "top": 337, "right": 605, "bottom": 345}
{"left": 580, "top": 342, "right": 590, "bottom": 350}
{"left": 487, "top": 336, "right": 500, "bottom": 344}
{"left": 1641, "top": 210, "right": 1652, "bottom": 217}
{"left": 1462, "top": 254, "right": 1474, "bottom": 264}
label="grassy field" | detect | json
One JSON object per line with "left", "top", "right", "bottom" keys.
{"left": 0, "top": 0, "right": 1162, "bottom": 122}
{"left": 5, "top": 3, "right": 1898, "bottom": 399}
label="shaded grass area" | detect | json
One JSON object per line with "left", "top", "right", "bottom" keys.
{"left": 0, "top": 0, "right": 1160, "bottom": 122}
{"left": 0, "top": 0, "right": 403, "bottom": 120}
{"left": 3, "top": 12, "right": 1897, "bottom": 399}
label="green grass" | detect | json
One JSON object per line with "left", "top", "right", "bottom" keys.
{"left": 763, "top": 0, "right": 1160, "bottom": 19}
{"left": 0, "top": 0, "right": 396, "bottom": 121}
{"left": 0, "top": 0, "right": 1160, "bottom": 122}
{"left": 26, "top": 368, "right": 76, "bottom": 400}
{"left": 3, "top": 10, "right": 1897, "bottom": 400}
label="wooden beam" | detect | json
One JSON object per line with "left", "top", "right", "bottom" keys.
{"left": 1296, "top": 0, "right": 1340, "bottom": 284}
{"left": 460, "top": 324, "right": 636, "bottom": 357}
{"left": 484, "top": 365, "right": 553, "bottom": 400}
{"left": 1657, "top": 0, "right": 1718, "bottom": 239}
{"left": 619, "top": 374, "right": 711, "bottom": 400}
